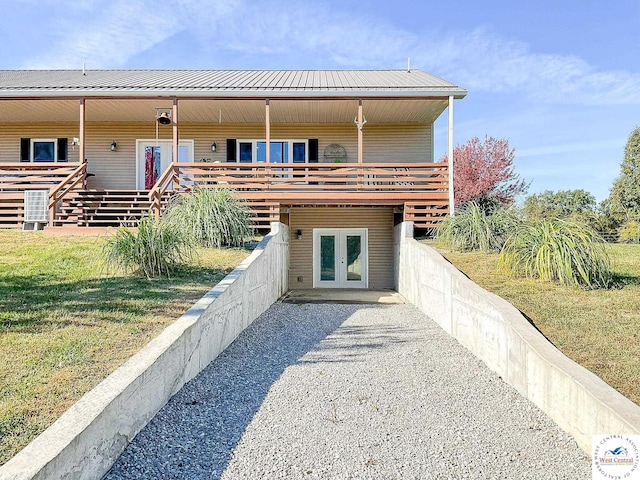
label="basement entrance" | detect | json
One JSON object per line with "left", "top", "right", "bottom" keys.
{"left": 312, "top": 228, "right": 368, "bottom": 288}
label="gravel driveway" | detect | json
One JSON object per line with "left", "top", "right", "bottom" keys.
{"left": 105, "top": 302, "right": 590, "bottom": 479}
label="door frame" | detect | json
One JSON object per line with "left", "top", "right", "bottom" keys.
{"left": 135, "top": 139, "right": 194, "bottom": 190}
{"left": 312, "top": 228, "right": 368, "bottom": 288}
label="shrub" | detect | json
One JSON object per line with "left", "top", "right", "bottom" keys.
{"left": 102, "top": 214, "right": 193, "bottom": 278}
{"left": 498, "top": 219, "right": 612, "bottom": 288}
{"left": 165, "top": 187, "right": 251, "bottom": 248}
{"left": 618, "top": 220, "right": 640, "bottom": 243}
{"left": 436, "top": 203, "right": 521, "bottom": 252}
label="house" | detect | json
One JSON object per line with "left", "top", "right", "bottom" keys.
{"left": 0, "top": 69, "right": 466, "bottom": 290}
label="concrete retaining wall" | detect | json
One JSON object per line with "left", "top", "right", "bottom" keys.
{"left": 0, "top": 223, "right": 290, "bottom": 480}
{"left": 395, "top": 222, "right": 640, "bottom": 454}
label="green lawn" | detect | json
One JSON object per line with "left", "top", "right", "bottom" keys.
{"left": 0, "top": 231, "right": 250, "bottom": 465}
{"left": 434, "top": 243, "right": 640, "bottom": 407}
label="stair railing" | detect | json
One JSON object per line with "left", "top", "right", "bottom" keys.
{"left": 148, "top": 163, "right": 180, "bottom": 219}
{"left": 48, "top": 162, "right": 87, "bottom": 226}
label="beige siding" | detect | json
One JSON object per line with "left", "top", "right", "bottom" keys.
{"left": 288, "top": 207, "right": 395, "bottom": 290}
{"left": 0, "top": 124, "right": 81, "bottom": 163}
{"left": 0, "top": 122, "right": 433, "bottom": 190}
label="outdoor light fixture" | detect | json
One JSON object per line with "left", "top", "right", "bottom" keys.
{"left": 110, "top": 140, "right": 117, "bottom": 151}
{"left": 297, "top": 229, "right": 303, "bottom": 240}
{"left": 156, "top": 111, "right": 172, "bottom": 125}
{"left": 211, "top": 141, "right": 217, "bottom": 152}
{"left": 354, "top": 116, "right": 368, "bottom": 131}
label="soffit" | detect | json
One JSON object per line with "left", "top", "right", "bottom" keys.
{"left": 0, "top": 98, "right": 448, "bottom": 124}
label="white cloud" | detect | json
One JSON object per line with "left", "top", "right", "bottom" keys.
{"left": 24, "top": 0, "right": 240, "bottom": 69}
{"left": 20, "top": 0, "right": 640, "bottom": 105}
{"left": 418, "top": 28, "right": 640, "bottom": 105}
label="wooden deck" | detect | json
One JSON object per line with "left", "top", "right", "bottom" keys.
{"left": 150, "top": 161, "right": 450, "bottom": 228}
{"left": 0, "top": 161, "right": 450, "bottom": 230}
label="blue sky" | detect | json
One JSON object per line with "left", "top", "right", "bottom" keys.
{"left": 4, "top": 0, "right": 639, "bottom": 202}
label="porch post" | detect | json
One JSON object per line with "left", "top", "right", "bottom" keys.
{"left": 447, "top": 95, "right": 455, "bottom": 216}
{"left": 79, "top": 98, "right": 86, "bottom": 164}
{"left": 357, "top": 99, "right": 363, "bottom": 164}
{"left": 172, "top": 97, "right": 179, "bottom": 164}
{"left": 265, "top": 99, "right": 271, "bottom": 164}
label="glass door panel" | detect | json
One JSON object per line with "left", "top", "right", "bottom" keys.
{"left": 345, "top": 235, "right": 362, "bottom": 282}
{"left": 320, "top": 235, "right": 336, "bottom": 281}
{"left": 144, "top": 146, "right": 161, "bottom": 189}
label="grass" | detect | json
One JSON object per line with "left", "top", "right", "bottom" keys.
{"left": 432, "top": 242, "right": 640, "bottom": 407}
{"left": 0, "top": 230, "right": 251, "bottom": 465}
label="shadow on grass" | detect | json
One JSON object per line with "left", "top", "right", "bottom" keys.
{"left": 0, "top": 266, "right": 232, "bottom": 333}
{"left": 609, "top": 271, "right": 640, "bottom": 288}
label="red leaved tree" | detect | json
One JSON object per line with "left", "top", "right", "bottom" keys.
{"left": 440, "top": 136, "right": 528, "bottom": 209}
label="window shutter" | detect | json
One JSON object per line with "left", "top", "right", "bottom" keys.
{"left": 20, "top": 138, "right": 30, "bottom": 162}
{"left": 57, "top": 138, "right": 68, "bottom": 162}
{"left": 226, "top": 139, "right": 237, "bottom": 162}
{"left": 308, "top": 139, "right": 319, "bottom": 163}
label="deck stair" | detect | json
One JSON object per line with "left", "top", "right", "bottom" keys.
{"left": 55, "top": 190, "right": 168, "bottom": 227}
{"left": 403, "top": 201, "right": 449, "bottom": 230}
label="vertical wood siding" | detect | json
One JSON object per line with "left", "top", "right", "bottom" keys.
{"left": 288, "top": 207, "right": 395, "bottom": 290}
{"left": 0, "top": 123, "right": 432, "bottom": 190}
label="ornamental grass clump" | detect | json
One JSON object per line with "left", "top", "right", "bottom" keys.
{"left": 102, "top": 214, "right": 193, "bottom": 278}
{"left": 436, "top": 202, "right": 520, "bottom": 252}
{"left": 165, "top": 187, "right": 251, "bottom": 248}
{"left": 498, "top": 218, "right": 612, "bottom": 288}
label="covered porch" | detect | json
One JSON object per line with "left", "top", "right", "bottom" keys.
{"left": 0, "top": 69, "right": 466, "bottom": 230}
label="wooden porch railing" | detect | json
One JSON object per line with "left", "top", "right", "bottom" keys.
{"left": 48, "top": 162, "right": 88, "bottom": 225}
{"left": 149, "top": 161, "right": 449, "bottom": 218}
{"left": 0, "top": 162, "right": 84, "bottom": 190}
{"left": 0, "top": 162, "right": 87, "bottom": 228}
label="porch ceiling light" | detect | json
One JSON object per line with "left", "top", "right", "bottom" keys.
{"left": 110, "top": 140, "right": 117, "bottom": 151}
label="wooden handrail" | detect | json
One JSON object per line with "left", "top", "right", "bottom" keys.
{"left": 48, "top": 163, "right": 87, "bottom": 207}
{"left": 0, "top": 163, "right": 83, "bottom": 191}
{"left": 148, "top": 162, "right": 180, "bottom": 219}
{"left": 48, "top": 162, "right": 87, "bottom": 225}
{"left": 168, "top": 161, "right": 448, "bottom": 193}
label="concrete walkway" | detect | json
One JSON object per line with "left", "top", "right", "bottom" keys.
{"left": 105, "top": 302, "right": 590, "bottom": 479}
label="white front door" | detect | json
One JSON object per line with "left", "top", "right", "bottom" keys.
{"left": 313, "top": 228, "right": 368, "bottom": 288}
{"left": 136, "top": 140, "right": 194, "bottom": 190}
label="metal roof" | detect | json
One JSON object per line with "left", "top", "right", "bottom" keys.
{"left": 0, "top": 69, "right": 467, "bottom": 99}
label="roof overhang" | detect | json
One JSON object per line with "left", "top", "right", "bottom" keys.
{"left": 0, "top": 69, "right": 466, "bottom": 124}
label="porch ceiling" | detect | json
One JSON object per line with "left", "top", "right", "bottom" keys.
{"left": 0, "top": 98, "right": 448, "bottom": 125}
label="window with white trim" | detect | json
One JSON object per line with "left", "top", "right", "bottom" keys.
{"left": 236, "top": 140, "right": 308, "bottom": 163}
{"left": 32, "top": 139, "right": 57, "bottom": 162}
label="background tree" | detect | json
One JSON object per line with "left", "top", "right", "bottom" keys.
{"left": 524, "top": 189, "right": 596, "bottom": 221}
{"left": 441, "top": 136, "right": 528, "bottom": 211}
{"left": 606, "top": 126, "right": 640, "bottom": 223}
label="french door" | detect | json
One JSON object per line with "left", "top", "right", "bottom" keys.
{"left": 313, "top": 228, "right": 368, "bottom": 288}
{"left": 136, "top": 140, "right": 194, "bottom": 190}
